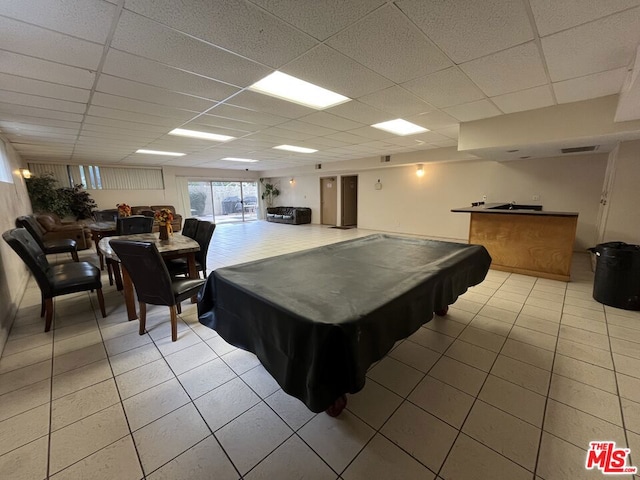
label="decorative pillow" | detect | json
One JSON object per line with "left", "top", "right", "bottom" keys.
{"left": 267, "top": 213, "right": 275, "bottom": 217}
{"left": 274, "top": 214, "right": 284, "bottom": 219}
{"left": 282, "top": 215, "right": 293, "bottom": 219}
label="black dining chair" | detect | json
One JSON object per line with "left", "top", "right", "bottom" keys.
{"left": 15, "top": 215, "right": 79, "bottom": 262}
{"left": 165, "top": 221, "right": 216, "bottom": 279}
{"left": 109, "top": 240, "right": 205, "bottom": 342}
{"left": 3, "top": 228, "right": 106, "bottom": 332}
{"left": 93, "top": 209, "right": 118, "bottom": 222}
{"left": 181, "top": 218, "right": 199, "bottom": 239}
{"left": 116, "top": 215, "right": 154, "bottom": 235}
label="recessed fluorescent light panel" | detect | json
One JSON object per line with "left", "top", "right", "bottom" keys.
{"left": 249, "top": 71, "right": 350, "bottom": 109}
{"left": 274, "top": 144, "right": 318, "bottom": 153}
{"left": 168, "top": 128, "right": 235, "bottom": 142}
{"left": 136, "top": 149, "right": 185, "bottom": 156}
{"left": 371, "top": 119, "right": 428, "bottom": 136}
{"left": 221, "top": 157, "right": 259, "bottom": 163}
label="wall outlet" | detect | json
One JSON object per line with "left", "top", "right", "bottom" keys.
{"left": 482, "top": 194, "right": 487, "bottom": 201}
{"left": 532, "top": 194, "right": 540, "bottom": 201}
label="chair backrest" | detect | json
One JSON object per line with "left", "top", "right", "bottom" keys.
{"left": 109, "top": 240, "right": 176, "bottom": 306}
{"left": 3, "top": 228, "right": 52, "bottom": 295}
{"left": 182, "top": 218, "right": 198, "bottom": 239}
{"left": 15, "top": 215, "right": 46, "bottom": 250}
{"left": 116, "top": 215, "right": 154, "bottom": 235}
{"left": 94, "top": 209, "right": 117, "bottom": 222}
{"left": 194, "top": 221, "right": 216, "bottom": 272}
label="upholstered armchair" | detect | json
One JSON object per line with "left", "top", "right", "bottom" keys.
{"left": 35, "top": 212, "right": 93, "bottom": 250}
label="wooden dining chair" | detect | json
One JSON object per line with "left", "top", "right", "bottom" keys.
{"left": 116, "top": 215, "right": 154, "bottom": 235}
{"left": 165, "top": 221, "right": 216, "bottom": 279}
{"left": 109, "top": 240, "right": 205, "bottom": 341}
{"left": 3, "top": 228, "right": 106, "bottom": 332}
{"left": 15, "top": 215, "right": 79, "bottom": 262}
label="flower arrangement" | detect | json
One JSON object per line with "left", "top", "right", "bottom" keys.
{"left": 117, "top": 203, "right": 131, "bottom": 217}
{"left": 154, "top": 208, "right": 174, "bottom": 225}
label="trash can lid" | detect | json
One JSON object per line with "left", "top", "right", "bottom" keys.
{"left": 590, "top": 242, "right": 640, "bottom": 256}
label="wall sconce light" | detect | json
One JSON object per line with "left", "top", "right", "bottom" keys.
{"left": 374, "top": 179, "right": 382, "bottom": 190}
{"left": 20, "top": 168, "right": 32, "bottom": 179}
{"left": 289, "top": 178, "right": 295, "bottom": 185}
{"left": 416, "top": 164, "right": 424, "bottom": 177}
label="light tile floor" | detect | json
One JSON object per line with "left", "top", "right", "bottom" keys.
{"left": 1, "top": 221, "right": 640, "bottom": 479}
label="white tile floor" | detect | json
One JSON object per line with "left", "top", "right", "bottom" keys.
{"left": 1, "top": 221, "right": 640, "bottom": 479}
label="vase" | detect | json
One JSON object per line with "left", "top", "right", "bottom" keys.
{"left": 159, "top": 223, "right": 170, "bottom": 240}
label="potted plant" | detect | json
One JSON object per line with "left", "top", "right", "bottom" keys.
{"left": 260, "top": 178, "right": 280, "bottom": 208}
{"left": 25, "top": 173, "right": 71, "bottom": 217}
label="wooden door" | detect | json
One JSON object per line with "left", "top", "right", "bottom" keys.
{"left": 320, "top": 177, "right": 337, "bottom": 225}
{"left": 341, "top": 175, "right": 358, "bottom": 226}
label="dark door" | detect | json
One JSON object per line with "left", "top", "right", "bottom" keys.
{"left": 341, "top": 175, "right": 358, "bottom": 226}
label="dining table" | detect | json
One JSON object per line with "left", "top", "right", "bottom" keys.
{"left": 98, "top": 232, "right": 200, "bottom": 321}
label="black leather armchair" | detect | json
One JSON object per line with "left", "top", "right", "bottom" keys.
{"left": 3, "top": 228, "right": 106, "bottom": 332}
{"left": 116, "top": 215, "right": 154, "bottom": 235}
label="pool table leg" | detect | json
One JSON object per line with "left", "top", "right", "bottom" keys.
{"left": 435, "top": 306, "right": 449, "bottom": 316}
{"left": 325, "top": 394, "right": 347, "bottom": 417}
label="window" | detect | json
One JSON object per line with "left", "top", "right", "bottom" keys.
{"left": 0, "top": 139, "right": 12, "bottom": 184}
{"left": 78, "top": 165, "right": 102, "bottom": 189}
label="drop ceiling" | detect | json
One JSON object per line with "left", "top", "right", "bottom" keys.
{"left": 1, "top": 0, "right": 639, "bottom": 171}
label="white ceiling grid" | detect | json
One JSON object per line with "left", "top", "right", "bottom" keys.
{"left": 0, "top": 0, "right": 638, "bottom": 171}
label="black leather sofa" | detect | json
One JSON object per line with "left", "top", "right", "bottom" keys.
{"left": 266, "top": 207, "right": 311, "bottom": 225}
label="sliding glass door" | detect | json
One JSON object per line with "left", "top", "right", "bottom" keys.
{"left": 188, "top": 181, "right": 258, "bottom": 224}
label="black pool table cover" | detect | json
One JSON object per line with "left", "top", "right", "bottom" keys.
{"left": 198, "top": 234, "right": 492, "bottom": 412}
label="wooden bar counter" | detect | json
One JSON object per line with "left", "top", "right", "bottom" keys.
{"left": 452, "top": 203, "right": 579, "bottom": 281}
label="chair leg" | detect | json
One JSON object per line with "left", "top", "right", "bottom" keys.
{"left": 96, "top": 288, "right": 107, "bottom": 318}
{"left": 176, "top": 302, "right": 181, "bottom": 314}
{"left": 106, "top": 258, "right": 114, "bottom": 286}
{"left": 139, "top": 302, "right": 147, "bottom": 335}
{"left": 170, "top": 305, "right": 178, "bottom": 342}
{"left": 44, "top": 298, "right": 53, "bottom": 332}
{"left": 71, "top": 250, "right": 79, "bottom": 262}
{"left": 40, "top": 292, "right": 45, "bottom": 317}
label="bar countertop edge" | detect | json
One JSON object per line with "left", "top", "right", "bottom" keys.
{"left": 451, "top": 203, "right": 579, "bottom": 217}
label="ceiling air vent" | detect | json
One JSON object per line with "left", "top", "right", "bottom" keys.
{"left": 380, "top": 155, "right": 391, "bottom": 163}
{"left": 561, "top": 145, "right": 599, "bottom": 154}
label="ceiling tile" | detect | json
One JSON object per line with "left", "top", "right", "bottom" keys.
{"left": 281, "top": 45, "right": 393, "bottom": 98}
{"left": 396, "top": 0, "right": 533, "bottom": 63}
{"left": 403, "top": 67, "right": 485, "bottom": 108}
{"left": 187, "top": 117, "right": 264, "bottom": 134}
{"left": 460, "top": 42, "right": 548, "bottom": 97}
{"left": 87, "top": 105, "right": 188, "bottom": 127}
{"left": 435, "top": 125, "right": 460, "bottom": 139}
{"left": 0, "top": 0, "right": 117, "bottom": 43}
{"left": 84, "top": 115, "right": 171, "bottom": 133}
{"left": 325, "top": 100, "right": 390, "bottom": 125}
{"left": 110, "top": 10, "right": 271, "bottom": 87}
{"left": 0, "top": 102, "right": 84, "bottom": 122}
{"left": 357, "top": 86, "right": 434, "bottom": 117}
{"left": 554, "top": 68, "right": 628, "bottom": 104}
{"left": 204, "top": 106, "right": 289, "bottom": 127}
{"left": 124, "top": 0, "right": 317, "bottom": 68}
{"left": 95, "top": 75, "right": 216, "bottom": 112}
{"left": 259, "top": 126, "right": 315, "bottom": 141}
{"left": 0, "top": 123, "right": 79, "bottom": 137}
{"left": 443, "top": 99, "right": 502, "bottom": 122}
{"left": 490, "top": 85, "right": 555, "bottom": 114}
{"left": 102, "top": 50, "right": 240, "bottom": 102}
{"left": 276, "top": 120, "right": 337, "bottom": 137}
{"left": 0, "top": 16, "right": 104, "bottom": 70}
{"left": 346, "top": 126, "right": 396, "bottom": 141}
{"left": 0, "top": 115, "right": 81, "bottom": 130}
{"left": 304, "top": 136, "right": 350, "bottom": 148}
{"left": 0, "top": 73, "right": 90, "bottom": 103}
{"left": 542, "top": 7, "right": 640, "bottom": 81}
{"left": 324, "top": 131, "right": 369, "bottom": 144}
{"left": 326, "top": 5, "right": 452, "bottom": 83}
{"left": 0, "top": 91, "right": 86, "bottom": 114}
{"left": 404, "top": 110, "right": 459, "bottom": 130}
{"left": 0, "top": 51, "right": 95, "bottom": 89}
{"left": 91, "top": 93, "right": 198, "bottom": 120}
{"left": 530, "top": 0, "right": 640, "bottom": 36}
{"left": 298, "top": 112, "right": 365, "bottom": 131}
{"left": 227, "top": 91, "right": 315, "bottom": 119}
{"left": 249, "top": 0, "right": 384, "bottom": 41}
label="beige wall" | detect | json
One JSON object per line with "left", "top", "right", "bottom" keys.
{"left": 271, "top": 153, "right": 608, "bottom": 250}
{"left": 601, "top": 139, "right": 640, "bottom": 243}
{"left": 0, "top": 137, "right": 32, "bottom": 353}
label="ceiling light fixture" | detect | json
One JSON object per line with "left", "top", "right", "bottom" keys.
{"left": 416, "top": 164, "right": 425, "bottom": 177}
{"left": 221, "top": 157, "right": 259, "bottom": 163}
{"left": 136, "top": 149, "right": 185, "bottom": 156}
{"left": 372, "top": 119, "right": 428, "bottom": 136}
{"left": 169, "top": 128, "right": 235, "bottom": 142}
{"left": 249, "top": 71, "right": 350, "bottom": 109}
{"left": 274, "top": 145, "right": 318, "bottom": 153}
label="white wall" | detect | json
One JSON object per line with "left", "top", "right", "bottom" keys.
{"left": 0, "top": 137, "right": 32, "bottom": 353}
{"left": 271, "top": 153, "right": 608, "bottom": 250}
{"left": 601, "top": 139, "right": 640, "bottom": 243}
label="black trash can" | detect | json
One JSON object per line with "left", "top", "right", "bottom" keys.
{"left": 589, "top": 242, "right": 640, "bottom": 310}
